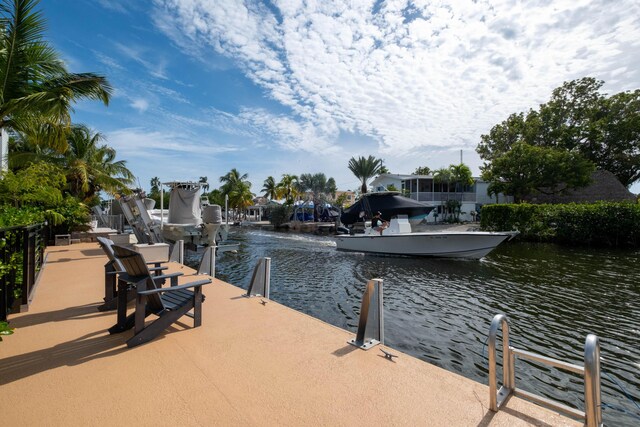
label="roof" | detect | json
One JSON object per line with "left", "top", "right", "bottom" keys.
{"left": 524, "top": 170, "right": 637, "bottom": 204}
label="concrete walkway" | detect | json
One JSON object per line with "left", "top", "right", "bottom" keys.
{"left": 0, "top": 243, "right": 579, "bottom": 426}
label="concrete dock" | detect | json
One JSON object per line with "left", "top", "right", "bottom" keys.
{"left": 0, "top": 243, "right": 580, "bottom": 426}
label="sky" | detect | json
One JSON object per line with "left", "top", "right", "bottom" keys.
{"left": 43, "top": 0, "right": 640, "bottom": 195}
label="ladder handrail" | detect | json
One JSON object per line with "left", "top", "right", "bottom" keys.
{"left": 488, "top": 314, "right": 602, "bottom": 427}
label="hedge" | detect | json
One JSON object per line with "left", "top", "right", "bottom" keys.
{"left": 480, "top": 202, "right": 640, "bottom": 247}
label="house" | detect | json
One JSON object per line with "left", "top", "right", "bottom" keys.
{"left": 369, "top": 173, "right": 513, "bottom": 222}
{"left": 333, "top": 190, "right": 356, "bottom": 207}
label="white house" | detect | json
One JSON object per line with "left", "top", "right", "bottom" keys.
{"left": 369, "top": 173, "right": 513, "bottom": 222}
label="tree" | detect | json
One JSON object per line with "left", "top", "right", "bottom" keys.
{"left": 277, "top": 174, "right": 298, "bottom": 205}
{"left": 379, "top": 160, "right": 389, "bottom": 174}
{"left": 326, "top": 177, "right": 337, "bottom": 199}
{"left": 449, "top": 164, "right": 474, "bottom": 221}
{"left": 219, "top": 168, "right": 252, "bottom": 218}
{"left": 481, "top": 142, "right": 595, "bottom": 202}
{"left": 0, "top": 0, "right": 112, "bottom": 155}
{"left": 450, "top": 164, "right": 474, "bottom": 194}
{"left": 478, "top": 77, "right": 640, "bottom": 187}
{"left": 228, "top": 181, "right": 253, "bottom": 220}
{"left": 413, "top": 166, "right": 431, "bottom": 175}
{"left": 219, "top": 168, "right": 249, "bottom": 193}
{"left": 433, "top": 168, "right": 452, "bottom": 221}
{"left": 262, "top": 176, "right": 278, "bottom": 200}
{"left": 62, "top": 125, "right": 134, "bottom": 203}
{"left": 150, "top": 177, "right": 161, "bottom": 194}
{"left": 348, "top": 155, "right": 382, "bottom": 194}
{"left": 9, "top": 124, "right": 133, "bottom": 204}
{"left": 199, "top": 176, "right": 209, "bottom": 192}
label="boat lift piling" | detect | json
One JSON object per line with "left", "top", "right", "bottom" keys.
{"left": 246, "top": 257, "right": 271, "bottom": 299}
{"left": 349, "top": 278, "right": 384, "bottom": 350}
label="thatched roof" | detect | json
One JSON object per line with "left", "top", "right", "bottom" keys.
{"left": 525, "top": 170, "right": 637, "bottom": 204}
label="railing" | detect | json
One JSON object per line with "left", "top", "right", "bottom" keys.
{"left": 0, "top": 224, "right": 46, "bottom": 321}
{"left": 410, "top": 192, "right": 476, "bottom": 203}
{"left": 488, "top": 314, "right": 602, "bottom": 427}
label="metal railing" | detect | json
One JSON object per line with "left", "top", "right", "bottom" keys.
{"left": 349, "top": 278, "right": 384, "bottom": 350}
{"left": 488, "top": 314, "right": 602, "bottom": 426}
{"left": 0, "top": 224, "right": 46, "bottom": 321}
{"left": 410, "top": 192, "right": 477, "bottom": 203}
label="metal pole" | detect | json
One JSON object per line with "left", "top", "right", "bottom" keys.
{"left": 376, "top": 278, "right": 384, "bottom": 345}
{"left": 160, "top": 186, "right": 164, "bottom": 230}
{"left": 584, "top": 334, "right": 602, "bottom": 427}
{"left": 489, "top": 314, "right": 511, "bottom": 411}
{"left": 225, "top": 194, "right": 229, "bottom": 233}
{"left": 263, "top": 257, "right": 271, "bottom": 299}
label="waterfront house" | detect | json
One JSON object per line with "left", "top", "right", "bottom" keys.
{"left": 370, "top": 173, "right": 513, "bottom": 222}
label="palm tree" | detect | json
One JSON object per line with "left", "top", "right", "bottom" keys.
{"left": 198, "top": 176, "right": 209, "bottom": 192}
{"left": 219, "top": 168, "right": 251, "bottom": 218}
{"left": 63, "top": 125, "right": 134, "bottom": 202}
{"left": 219, "top": 168, "right": 249, "bottom": 195}
{"left": 0, "top": 0, "right": 112, "bottom": 158}
{"left": 9, "top": 124, "right": 134, "bottom": 202}
{"left": 450, "top": 164, "right": 474, "bottom": 194}
{"left": 150, "top": 177, "right": 161, "bottom": 194}
{"left": 228, "top": 181, "right": 254, "bottom": 220}
{"left": 433, "top": 167, "right": 452, "bottom": 222}
{"left": 262, "top": 176, "right": 278, "bottom": 200}
{"left": 277, "top": 174, "right": 298, "bottom": 205}
{"left": 348, "top": 155, "right": 382, "bottom": 194}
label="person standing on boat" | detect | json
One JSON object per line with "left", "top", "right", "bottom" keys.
{"left": 372, "top": 211, "right": 388, "bottom": 235}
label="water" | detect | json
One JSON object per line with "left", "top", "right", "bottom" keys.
{"left": 192, "top": 227, "right": 640, "bottom": 426}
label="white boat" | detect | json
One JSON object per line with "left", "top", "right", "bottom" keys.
{"left": 335, "top": 216, "right": 516, "bottom": 259}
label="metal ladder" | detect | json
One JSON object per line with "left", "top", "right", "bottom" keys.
{"left": 488, "top": 314, "right": 602, "bottom": 427}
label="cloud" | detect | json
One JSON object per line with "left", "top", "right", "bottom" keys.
{"left": 130, "top": 98, "right": 150, "bottom": 113}
{"left": 106, "top": 128, "right": 241, "bottom": 157}
{"left": 113, "top": 42, "right": 169, "bottom": 79}
{"left": 150, "top": 0, "right": 640, "bottom": 168}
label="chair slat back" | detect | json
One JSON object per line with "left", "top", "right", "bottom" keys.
{"left": 112, "top": 245, "right": 164, "bottom": 311}
{"left": 97, "top": 236, "right": 125, "bottom": 271}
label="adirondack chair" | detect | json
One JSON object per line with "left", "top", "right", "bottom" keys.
{"left": 95, "top": 237, "right": 167, "bottom": 311}
{"left": 108, "top": 244, "right": 211, "bottom": 348}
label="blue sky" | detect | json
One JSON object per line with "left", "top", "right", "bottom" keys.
{"left": 44, "top": 0, "right": 640, "bottom": 194}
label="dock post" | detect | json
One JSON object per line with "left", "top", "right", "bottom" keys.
{"left": 349, "top": 278, "right": 384, "bottom": 350}
{"left": 246, "top": 257, "right": 271, "bottom": 298}
{"left": 197, "top": 245, "right": 216, "bottom": 277}
{"left": 169, "top": 240, "right": 184, "bottom": 264}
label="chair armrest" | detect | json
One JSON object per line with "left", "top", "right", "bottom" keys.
{"left": 152, "top": 272, "right": 183, "bottom": 282}
{"left": 146, "top": 262, "right": 164, "bottom": 267}
{"left": 149, "top": 266, "right": 168, "bottom": 273}
{"left": 137, "top": 279, "right": 211, "bottom": 296}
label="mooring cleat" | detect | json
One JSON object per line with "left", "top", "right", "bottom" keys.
{"left": 380, "top": 349, "right": 398, "bottom": 360}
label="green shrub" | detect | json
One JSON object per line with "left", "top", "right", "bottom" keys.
{"left": 269, "top": 205, "right": 294, "bottom": 228}
{"left": 481, "top": 202, "right": 640, "bottom": 247}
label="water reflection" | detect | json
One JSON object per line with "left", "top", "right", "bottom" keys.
{"left": 190, "top": 228, "right": 640, "bottom": 426}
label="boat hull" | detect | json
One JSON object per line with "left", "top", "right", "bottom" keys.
{"left": 335, "top": 232, "right": 512, "bottom": 259}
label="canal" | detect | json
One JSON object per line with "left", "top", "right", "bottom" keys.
{"left": 197, "top": 227, "right": 640, "bottom": 426}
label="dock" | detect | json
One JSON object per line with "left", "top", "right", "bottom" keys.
{"left": 0, "top": 243, "right": 580, "bottom": 426}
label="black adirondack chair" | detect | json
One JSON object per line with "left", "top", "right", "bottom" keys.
{"left": 95, "top": 237, "right": 167, "bottom": 311}
{"left": 108, "top": 244, "right": 211, "bottom": 348}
